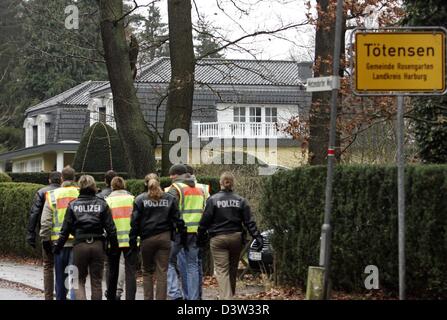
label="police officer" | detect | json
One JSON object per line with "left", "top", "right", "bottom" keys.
{"left": 97, "top": 170, "right": 117, "bottom": 199}
{"left": 130, "top": 173, "right": 185, "bottom": 300}
{"left": 53, "top": 175, "right": 118, "bottom": 300}
{"left": 197, "top": 171, "right": 263, "bottom": 300}
{"left": 40, "top": 166, "right": 79, "bottom": 300}
{"left": 27, "top": 171, "right": 61, "bottom": 300}
{"left": 105, "top": 176, "right": 136, "bottom": 300}
{"left": 166, "top": 164, "right": 205, "bottom": 300}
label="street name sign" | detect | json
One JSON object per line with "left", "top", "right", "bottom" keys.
{"left": 306, "top": 76, "right": 340, "bottom": 92}
{"left": 354, "top": 30, "right": 446, "bottom": 95}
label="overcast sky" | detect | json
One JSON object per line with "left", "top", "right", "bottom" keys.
{"left": 135, "top": 0, "right": 316, "bottom": 62}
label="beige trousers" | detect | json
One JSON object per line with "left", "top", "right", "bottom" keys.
{"left": 141, "top": 231, "right": 172, "bottom": 300}
{"left": 210, "top": 232, "right": 242, "bottom": 300}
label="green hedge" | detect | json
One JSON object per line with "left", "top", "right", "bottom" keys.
{"left": 259, "top": 165, "right": 447, "bottom": 298}
{"left": 0, "top": 172, "right": 12, "bottom": 182}
{"left": 9, "top": 172, "right": 129, "bottom": 185}
{"left": 0, "top": 182, "right": 44, "bottom": 257}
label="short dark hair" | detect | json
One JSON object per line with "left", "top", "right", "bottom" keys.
{"left": 104, "top": 170, "right": 117, "bottom": 187}
{"left": 169, "top": 164, "right": 187, "bottom": 176}
{"left": 184, "top": 164, "right": 194, "bottom": 175}
{"left": 62, "top": 166, "right": 75, "bottom": 181}
{"left": 49, "top": 171, "right": 62, "bottom": 185}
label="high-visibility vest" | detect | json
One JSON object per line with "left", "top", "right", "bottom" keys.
{"left": 47, "top": 186, "right": 79, "bottom": 241}
{"left": 170, "top": 182, "right": 205, "bottom": 233}
{"left": 106, "top": 193, "right": 135, "bottom": 248}
{"left": 196, "top": 183, "right": 210, "bottom": 201}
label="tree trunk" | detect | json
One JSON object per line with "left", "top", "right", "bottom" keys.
{"left": 308, "top": 0, "right": 345, "bottom": 165}
{"left": 98, "top": 0, "right": 156, "bottom": 178}
{"left": 161, "top": 0, "right": 195, "bottom": 175}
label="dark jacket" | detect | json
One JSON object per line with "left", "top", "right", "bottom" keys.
{"left": 129, "top": 192, "right": 185, "bottom": 246}
{"left": 198, "top": 190, "right": 261, "bottom": 239}
{"left": 56, "top": 191, "right": 118, "bottom": 248}
{"left": 97, "top": 187, "right": 112, "bottom": 199}
{"left": 27, "top": 183, "right": 60, "bottom": 245}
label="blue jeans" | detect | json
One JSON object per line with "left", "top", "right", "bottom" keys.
{"left": 167, "top": 234, "right": 200, "bottom": 300}
{"left": 54, "top": 247, "right": 75, "bottom": 300}
{"left": 179, "top": 250, "right": 203, "bottom": 298}
{"left": 167, "top": 238, "right": 183, "bottom": 300}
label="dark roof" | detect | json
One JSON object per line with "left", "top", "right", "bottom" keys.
{"left": 26, "top": 81, "right": 108, "bottom": 113}
{"left": 136, "top": 57, "right": 312, "bottom": 86}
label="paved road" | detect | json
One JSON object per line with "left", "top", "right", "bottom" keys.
{"left": 0, "top": 258, "right": 263, "bottom": 300}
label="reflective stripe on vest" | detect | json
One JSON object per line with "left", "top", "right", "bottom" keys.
{"left": 48, "top": 187, "right": 79, "bottom": 241}
{"left": 106, "top": 194, "right": 134, "bottom": 248}
{"left": 173, "top": 182, "right": 205, "bottom": 233}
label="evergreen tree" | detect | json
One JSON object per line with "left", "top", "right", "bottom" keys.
{"left": 138, "top": 3, "right": 169, "bottom": 64}
{"left": 194, "top": 18, "right": 224, "bottom": 59}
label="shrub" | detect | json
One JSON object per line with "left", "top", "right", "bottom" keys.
{"left": 73, "top": 122, "right": 128, "bottom": 173}
{"left": 259, "top": 164, "right": 447, "bottom": 298}
{"left": 0, "top": 172, "right": 12, "bottom": 182}
{"left": 0, "top": 182, "right": 44, "bottom": 258}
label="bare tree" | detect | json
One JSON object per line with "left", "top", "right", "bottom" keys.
{"left": 98, "top": 0, "right": 156, "bottom": 177}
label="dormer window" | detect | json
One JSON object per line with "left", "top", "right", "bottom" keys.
{"left": 88, "top": 97, "right": 115, "bottom": 128}
{"left": 23, "top": 117, "right": 35, "bottom": 148}
{"left": 36, "top": 114, "right": 51, "bottom": 145}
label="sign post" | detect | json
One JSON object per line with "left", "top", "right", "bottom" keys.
{"left": 351, "top": 27, "right": 447, "bottom": 300}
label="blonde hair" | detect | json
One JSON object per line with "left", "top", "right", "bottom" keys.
{"left": 145, "top": 173, "right": 163, "bottom": 200}
{"left": 111, "top": 176, "right": 126, "bottom": 191}
{"left": 220, "top": 171, "right": 235, "bottom": 191}
{"left": 78, "top": 175, "right": 97, "bottom": 193}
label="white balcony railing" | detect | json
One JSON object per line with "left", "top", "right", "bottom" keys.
{"left": 194, "top": 122, "right": 289, "bottom": 139}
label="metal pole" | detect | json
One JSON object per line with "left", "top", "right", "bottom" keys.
{"left": 396, "top": 95, "right": 406, "bottom": 300}
{"left": 318, "top": 0, "right": 344, "bottom": 300}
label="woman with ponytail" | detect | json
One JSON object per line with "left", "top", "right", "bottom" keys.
{"left": 197, "top": 172, "right": 263, "bottom": 300}
{"left": 129, "top": 173, "right": 185, "bottom": 300}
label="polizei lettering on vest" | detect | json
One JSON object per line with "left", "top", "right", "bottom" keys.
{"left": 143, "top": 199, "right": 169, "bottom": 207}
{"left": 364, "top": 43, "right": 435, "bottom": 57}
{"left": 73, "top": 205, "right": 101, "bottom": 213}
{"left": 216, "top": 200, "right": 240, "bottom": 208}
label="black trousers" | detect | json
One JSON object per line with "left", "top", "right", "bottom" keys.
{"left": 106, "top": 247, "right": 138, "bottom": 300}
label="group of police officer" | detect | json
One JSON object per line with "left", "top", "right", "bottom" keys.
{"left": 26, "top": 163, "right": 263, "bottom": 300}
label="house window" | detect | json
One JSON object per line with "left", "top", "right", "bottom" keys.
{"left": 249, "top": 107, "right": 262, "bottom": 122}
{"left": 13, "top": 161, "right": 27, "bottom": 173}
{"left": 265, "top": 107, "right": 278, "bottom": 123}
{"left": 45, "top": 123, "right": 51, "bottom": 142}
{"left": 233, "top": 107, "right": 246, "bottom": 122}
{"left": 32, "top": 126, "right": 38, "bottom": 146}
{"left": 28, "top": 159, "right": 42, "bottom": 172}
{"left": 99, "top": 106, "right": 106, "bottom": 123}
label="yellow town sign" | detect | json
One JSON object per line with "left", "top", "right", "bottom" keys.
{"left": 355, "top": 31, "right": 446, "bottom": 93}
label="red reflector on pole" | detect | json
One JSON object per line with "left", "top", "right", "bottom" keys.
{"left": 327, "top": 148, "right": 335, "bottom": 156}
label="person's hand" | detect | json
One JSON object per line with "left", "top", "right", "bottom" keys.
{"left": 42, "top": 241, "right": 53, "bottom": 255}
{"left": 253, "top": 235, "right": 264, "bottom": 252}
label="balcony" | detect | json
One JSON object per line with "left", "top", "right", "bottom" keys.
{"left": 194, "top": 122, "right": 289, "bottom": 139}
